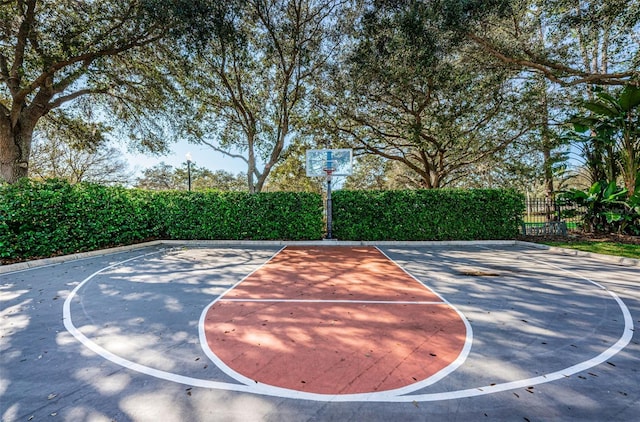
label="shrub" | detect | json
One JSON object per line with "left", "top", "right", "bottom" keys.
{"left": 157, "top": 190, "right": 323, "bottom": 240}
{"left": 0, "top": 180, "right": 324, "bottom": 260}
{"left": 332, "top": 189, "right": 524, "bottom": 241}
{"left": 0, "top": 179, "right": 159, "bottom": 259}
{"left": 0, "top": 181, "right": 524, "bottom": 260}
{"left": 557, "top": 180, "right": 640, "bottom": 235}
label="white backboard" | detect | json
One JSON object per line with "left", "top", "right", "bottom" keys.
{"left": 305, "top": 149, "right": 353, "bottom": 177}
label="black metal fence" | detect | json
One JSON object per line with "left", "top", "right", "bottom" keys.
{"left": 521, "top": 198, "right": 585, "bottom": 235}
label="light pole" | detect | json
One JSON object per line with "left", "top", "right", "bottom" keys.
{"left": 186, "top": 152, "right": 192, "bottom": 191}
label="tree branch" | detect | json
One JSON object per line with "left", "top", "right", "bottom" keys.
{"left": 0, "top": 53, "right": 10, "bottom": 84}
{"left": 467, "top": 33, "right": 637, "bottom": 86}
{"left": 8, "top": 0, "right": 36, "bottom": 96}
{"left": 198, "top": 138, "right": 249, "bottom": 164}
{"left": 47, "top": 87, "right": 110, "bottom": 111}
{"left": 51, "top": 59, "right": 93, "bottom": 95}
{"left": 14, "top": 33, "right": 163, "bottom": 105}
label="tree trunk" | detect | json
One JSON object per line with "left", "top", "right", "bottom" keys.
{"left": 541, "top": 118, "right": 555, "bottom": 223}
{"left": 622, "top": 124, "right": 638, "bottom": 196}
{"left": 0, "top": 115, "right": 36, "bottom": 184}
{"left": 247, "top": 156, "right": 256, "bottom": 194}
{"left": 255, "top": 125, "right": 288, "bottom": 193}
{"left": 540, "top": 87, "right": 554, "bottom": 203}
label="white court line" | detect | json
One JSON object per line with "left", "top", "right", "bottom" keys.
{"left": 376, "top": 246, "right": 635, "bottom": 403}
{"left": 0, "top": 247, "right": 170, "bottom": 276}
{"left": 373, "top": 246, "right": 474, "bottom": 394}
{"left": 63, "top": 245, "right": 635, "bottom": 402}
{"left": 218, "top": 298, "right": 447, "bottom": 305}
{"left": 63, "top": 248, "right": 281, "bottom": 395}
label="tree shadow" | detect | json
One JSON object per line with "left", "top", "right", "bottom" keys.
{"left": 382, "top": 245, "right": 638, "bottom": 397}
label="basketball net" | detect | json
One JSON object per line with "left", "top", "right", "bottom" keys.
{"left": 323, "top": 167, "right": 334, "bottom": 181}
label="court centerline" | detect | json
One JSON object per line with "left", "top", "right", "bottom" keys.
{"left": 218, "top": 298, "right": 448, "bottom": 305}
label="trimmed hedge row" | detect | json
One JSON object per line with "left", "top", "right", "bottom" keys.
{"left": 332, "top": 189, "right": 525, "bottom": 241}
{"left": 0, "top": 179, "right": 324, "bottom": 260}
{"left": 0, "top": 180, "right": 524, "bottom": 261}
{"left": 0, "top": 179, "right": 160, "bottom": 259}
{"left": 156, "top": 190, "right": 323, "bottom": 240}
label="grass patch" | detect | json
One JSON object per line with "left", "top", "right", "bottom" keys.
{"left": 543, "top": 241, "right": 640, "bottom": 259}
{"left": 521, "top": 221, "right": 579, "bottom": 229}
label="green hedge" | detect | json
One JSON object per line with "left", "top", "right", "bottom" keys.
{"left": 1, "top": 181, "right": 524, "bottom": 261}
{"left": 155, "top": 190, "right": 323, "bottom": 240}
{"left": 0, "top": 180, "right": 323, "bottom": 260}
{"left": 0, "top": 179, "right": 160, "bottom": 259}
{"left": 332, "top": 189, "right": 525, "bottom": 241}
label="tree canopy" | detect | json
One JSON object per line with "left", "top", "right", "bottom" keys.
{"left": 1, "top": 0, "right": 638, "bottom": 200}
{"left": 179, "top": 0, "right": 346, "bottom": 193}
{"left": 135, "top": 162, "right": 246, "bottom": 191}
{"left": 0, "top": 0, "right": 230, "bottom": 183}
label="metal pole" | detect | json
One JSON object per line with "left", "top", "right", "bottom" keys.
{"left": 187, "top": 160, "right": 192, "bottom": 191}
{"left": 325, "top": 149, "right": 333, "bottom": 239}
{"left": 326, "top": 174, "right": 332, "bottom": 239}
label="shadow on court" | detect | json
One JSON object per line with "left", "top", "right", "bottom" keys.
{"left": 1, "top": 243, "right": 638, "bottom": 421}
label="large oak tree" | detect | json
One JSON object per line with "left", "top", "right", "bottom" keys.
{"left": 181, "top": 0, "right": 349, "bottom": 193}
{"left": 319, "top": 0, "right": 532, "bottom": 188}
{"left": 434, "top": 0, "right": 639, "bottom": 87}
{"left": 319, "top": 0, "right": 638, "bottom": 190}
{"left": 0, "top": 0, "right": 221, "bottom": 184}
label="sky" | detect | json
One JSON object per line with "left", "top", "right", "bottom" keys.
{"left": 122, "top": 140, "right": 348, "bottom": 188}
{"left": 123, "top": 141, "right": 248, "bottom": 179}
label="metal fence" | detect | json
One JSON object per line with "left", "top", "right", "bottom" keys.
{"left": 521, "top": 198, "right": 585, "bottom": 235}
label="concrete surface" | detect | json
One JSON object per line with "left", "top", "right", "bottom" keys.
{"left": 1, "top": 243, "right": 638, "bottom": 421}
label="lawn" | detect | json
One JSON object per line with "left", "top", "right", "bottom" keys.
{"left": 523, "top": 221, "right": 580, "bottom": 230}
{"left": 543, "top": 241, "right": 640, "bottom": 259}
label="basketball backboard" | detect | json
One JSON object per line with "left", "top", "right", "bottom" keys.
{"left": 305, "top": 149, "right": 353, "bottom": 177}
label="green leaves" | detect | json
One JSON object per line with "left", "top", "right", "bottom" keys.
{"left": 619, "top": 85, "right": 640, "bottom": 112}
{"left": 0, "top": 181, "right": 528, "bottom": 260}
{"left": 332, "top": 189, "right": 524, "bottom": 241}
{"left": 566, "top": 84, "right": 640, "bottom": 195}
{"left": 558, "top": 180, "right": 639, "bottom": 235}
{"left": 157, "top": 191, "right": 324, "bottom": 240}
{"left": 0, "top": 179, "right": 162, "bottom": 260}
{"left": 583, "top": 102, "right": 618, "bottom": 118}
{"left": 0, "top": 180, "right": 324, "bottom": 260}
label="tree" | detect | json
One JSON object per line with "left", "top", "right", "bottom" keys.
{"left": 177, "top": 167, "right": 247, "bottom": 191}
{"left": 29, "top": 112, "right": 131, "bottom": 184}
{"left": 135, "top": 162, "right": 246, "bottom": 191}
{"left": 343, "top": 154, "right": 394, "bottom": 190}
{"left": 329, "top": 0, "right": 637, "bottom": 192}
{"left": 568, "top": 85, "right": 640, "bottom": 195}
{"left": 263, "top": 138, "right": 324, "bottom": 192}
{"left": 182, "top": 0, "right": 347, "bottom": 193}
{"left": 465, "top": 0, "right": 638, "bottom": 196}
{"left": 0, "top": 0, "right": 225, "bottom": 184}
{"left": 135, "top": 162, "right": 178, "bottom": 190}
{"left": 445, "top": 0, "right": 640, "bottom": 87}
{"left": 320, "top": 0, "right": 531, "bottom": 188}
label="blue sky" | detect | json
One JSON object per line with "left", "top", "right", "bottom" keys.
{"left": 123, "top": 141, "right": 247, "bottom": 178}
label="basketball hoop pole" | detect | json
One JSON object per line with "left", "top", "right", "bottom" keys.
{"left": 305, "top": 148, "right": 352, "bottom": 240}
{"left": 325, "top": 169, "right": 333, "bottom": 239}
{"left": 325, "top": 150, "right": 334, "bottom": 239}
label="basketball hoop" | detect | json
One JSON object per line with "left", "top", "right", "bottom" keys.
{"left": 323, "top": 167, "right": 334, "bottom": 181}
{"left": 305, "top": 148, "right": 353, "bottom": 240}
{"left": 305, "top": 149, "right": 352, "bottom": 177}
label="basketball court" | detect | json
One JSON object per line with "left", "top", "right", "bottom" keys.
{"left": 1, "top": 241, "right": 638, "bottom": 421}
